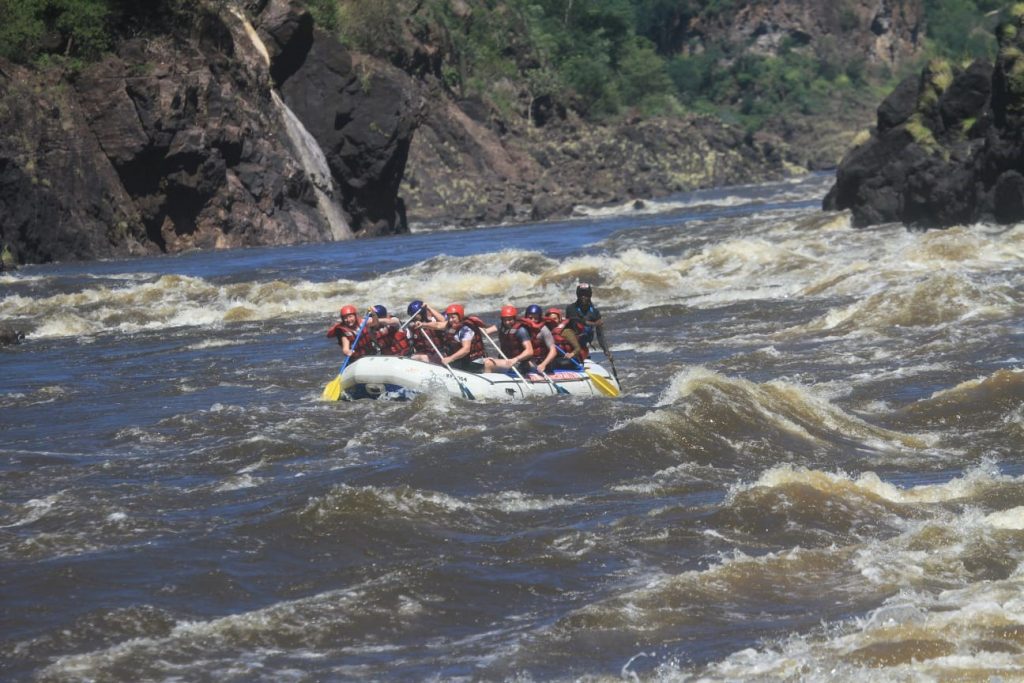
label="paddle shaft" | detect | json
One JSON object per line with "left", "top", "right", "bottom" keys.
{"left": 595, "top": 326, "right": 621, "bottom": 386}
{"left": 338, "top": 311, "right": 373, "bottom": 376}
{"left": 478, "top": 327, "right": 533, "bottom": 386}
{"left": 418, "top": 328, "right": 474, "bottom": 400}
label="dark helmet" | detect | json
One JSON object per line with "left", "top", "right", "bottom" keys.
{"left": 525, "top": 304, "right": 542, "bottom": 319}
{"left": 576, "top": 282, "right": 592, "bottom": 298}
{"left": 407, "top": 300, "right": 424, "bottom": 316}
{"left": 373, "top": 304, "right": 387, "bottom": 317}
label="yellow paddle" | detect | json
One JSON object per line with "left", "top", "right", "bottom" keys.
{"left": 322, "top": 310, "right": 373, "bottom": 401}
{"left": 557, "top": 347, "right": 620, "bottom": 397}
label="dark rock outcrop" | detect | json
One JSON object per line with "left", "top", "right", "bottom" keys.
{"left": 825, "top": 8, "right": 1024, "bottom": 228}
{"left": 279, "top": 37, "right": 421, "bottom": 236}
{"left": 403, "top": 95, "right": 800, "bottom": 226}
{"left": 0, "top": 1, "right": 418, "bottom": 266}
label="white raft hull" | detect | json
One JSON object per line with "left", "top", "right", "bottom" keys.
{"left": 339, "top": 356, "right": 619, "bottom": 400}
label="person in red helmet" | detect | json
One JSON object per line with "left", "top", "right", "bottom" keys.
{"left": 413, "top": 303, "right": 486, "bottom": 372}
{"left": 544, "top": 307, "right": 586, "bottom": 370}
{"left": 482, "top": 305, "right": 535, "bottom": 375}
{"left": 326, "top": 304, "right": 377, "bottom": 360}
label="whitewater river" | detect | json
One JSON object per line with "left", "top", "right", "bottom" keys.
{"left": 2, "top": 174, "right": 1023, "bottom": 681}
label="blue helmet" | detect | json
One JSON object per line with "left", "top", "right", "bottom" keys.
{"left": 373, "top": 304, "right": 388, "bottom": 317}
{"left": 525, "top": 304, "right": 543, "bottom": 319}
{"left": 407, "top": 300, "right": 423, "bottom": 316}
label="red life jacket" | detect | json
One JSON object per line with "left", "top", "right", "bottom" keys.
{"left": 443, "top": 317, "right": 485, "bottom": 360}
{"left": 520, "top": 318, "right": 549, "bottom": 363}
{"left": 499, "top": 320, "right": 530, "bottom": 358}
{"left": 326, "top": 322, "right": 376, "bottom": 361}
{"left": 547, "top": 320, "right": 588, "bottom": 360}
{"left": 376, "top": 325, "right": 411, "bottom": 356}
{"left": 410, "top": 326, "right": 442, "bottom": 358}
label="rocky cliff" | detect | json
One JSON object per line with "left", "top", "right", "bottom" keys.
{"left": 824, "top": 7, "right": 1024, "bottom": 228}
{"left": 0, "top": 0, "right": 420, "bottom": 265}
{"left": 403, "top": 98, "right": 798, "bottom": 226}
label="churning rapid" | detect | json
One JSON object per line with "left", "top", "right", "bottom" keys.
{"left": 2, "top": 174, "right": 1024, "bottom": 681}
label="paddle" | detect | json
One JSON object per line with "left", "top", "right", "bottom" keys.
{"left": 556, "top": 346, "right": 620, "bottom": 398}
{"left": 595, "top": 326, "right": 622, "bottom": 388}
{"left": 418, "top": 328, "right": 475, "bottom": 400}
{"left": 479, "top": 327, "right": 567, "bottom": 396}
{"left": 397, "top": 307, "right": 422, "bottom": 333}
{"left": 322, "top": 310, "right": 373, "bottom": 401}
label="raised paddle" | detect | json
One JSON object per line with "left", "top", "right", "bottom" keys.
{"left": 556, "top": 347, "right": 619, "bottom": 398}
{"left": 479, "top": 327, "right": 568, "bottom": 396}
{"left": 418, "top": 327, "right": 475, "bottom": 400}
{"left": 322, "top": 310, "right": 373, "bottom": 401}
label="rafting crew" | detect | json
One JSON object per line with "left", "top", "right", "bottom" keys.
{"left": 327, "top": 282, "right": 617, "bottom": 379}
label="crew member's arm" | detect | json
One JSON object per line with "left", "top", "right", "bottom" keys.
{"left": 536, "top": 328, "right": 557, "bottom": 372}
{"left": 562, "top": 327, "right": 582, "bottom": 358}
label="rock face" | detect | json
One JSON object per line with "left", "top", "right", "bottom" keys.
{"left": 403, "top": 96, "right": 798, "bottom": 226}
{"left": 825, "top": 9, "right": 1024, "bottom": 228}
{"left": 0, "top": 1, "right": 418, "bottom": 265}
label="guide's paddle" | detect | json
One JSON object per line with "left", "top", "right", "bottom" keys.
{"left": 595, "top": 327, "right": 622, "bottom": 388}
{"left": 419, "top": 328, "right": 475, "bottom": 400}
{"left": 556, "top": 347, "right": 619, "bottom": 398}
{"left": 322, "top": 310, "right": 372, "bottom": 401}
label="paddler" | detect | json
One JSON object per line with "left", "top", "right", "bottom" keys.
{"left": 543, "top": 307, "right": 586, "bottom": 371}
{"left": 482, "top": 305, "right": 535, "bottom": 375}
{"left": 413, "top": 303, "right": 486, "bottom": 373}
{"left": 326, "top": 304, "right": 377, "bottom": 360}
{"left": 565, "top": 283, "right": 607, "bottom": 353}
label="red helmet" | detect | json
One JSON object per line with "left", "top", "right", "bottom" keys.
{"left": 339, "top": 304, "right": 357, "bottom": 317}
{"left": 500, "top": 305, "right": 518, "bottom": 318}
{"left": 445, "top": 303, "right": 465, "bottom": 318}
{"left": 545, "top": 307, "right": 562, "bottom": 319}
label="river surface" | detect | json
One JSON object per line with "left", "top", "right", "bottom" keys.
{"left": 2, "top": 174, "right": 1024, "bottom": 681}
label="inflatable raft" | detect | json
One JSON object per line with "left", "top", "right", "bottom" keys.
{"left": 339, "top": 356, "right": 620, "bottom": 400}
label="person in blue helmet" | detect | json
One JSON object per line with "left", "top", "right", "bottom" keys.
{"left": 521, "top": 303, "right": 558, "bottom": 374}
{"left": 406, "top": 300, "right": 445, "bottom": 362}
{"left": 369, "top": 304, "right": 407, "bottom": 356}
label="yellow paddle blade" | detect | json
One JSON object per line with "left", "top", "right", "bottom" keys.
{"left": 587, "top": 370, "right": 620, "bottom": 398}
{"left": 322, "top": 375, "right": 342, "bottom": 401}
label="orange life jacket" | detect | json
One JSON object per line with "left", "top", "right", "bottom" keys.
{"left": 327, "top": 322, "right": 376, "bottom": 361}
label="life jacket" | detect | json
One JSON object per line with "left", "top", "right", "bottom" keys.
{"left": 566, "top": 303, "right": 597, "bottom": 344}
{"left": 410, "top": 325, "right": 442, "bottom": 358}
{"left": 442, "top": 317, "right": 485, "bottom": 360}
{"left": 326, "top": 322, "right": 376, "bottom": 361}
{"left": 376, "top": 324, "right": 411, "bottom": 356}
{"left": 547, "top": 319, "right": 588, "bottom": 360}
{"left": 499, "top": 319, "right": 530, "bottom": 359}
{"left": 519, "top": 317, "right": 550, "bottom": 363}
